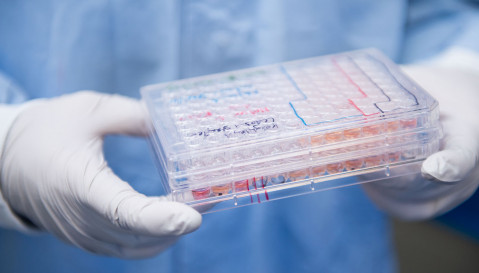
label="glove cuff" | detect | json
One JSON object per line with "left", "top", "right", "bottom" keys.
{"left": 0, "top": 102, "right": 41, "bottom": 232}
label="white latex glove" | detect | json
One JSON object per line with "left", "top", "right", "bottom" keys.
{"left": 0, "top": 91, "right": 201, "bottom": 258}
{"left": 363, "top": 62, "right": 479, "bottom": 220}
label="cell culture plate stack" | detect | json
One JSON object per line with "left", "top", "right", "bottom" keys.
{"left": 141, "top": 49, "right": 442, "bottom": 212}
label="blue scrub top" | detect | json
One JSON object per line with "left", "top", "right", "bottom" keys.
{"left": 1, "top": 1, "right": 478, "bottom": 272}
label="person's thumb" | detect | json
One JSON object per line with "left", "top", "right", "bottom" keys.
{"left": 87, "top": 167, "right": 202, "bottom": 237}
{"left": 422, "top": 128, "right": 478, "bottom": 182}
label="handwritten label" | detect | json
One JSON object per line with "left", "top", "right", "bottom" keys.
{"left": 187, "top": 117, "right": 278, "bottom": 139}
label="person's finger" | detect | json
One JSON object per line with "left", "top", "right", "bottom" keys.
{"left": 70, "top": 91, "right": 150, "bottom": 137}
{"left": 114, "top": 194, "right": 202, "bottom": 236}
{"left": 87, "top": 167, "right": 202, "bottom": 237}
{"left": 422, "top": 148, "right": 477, "bottom": 182}
{"left": 422, "top": 123, "right": 479, "bottom": 182}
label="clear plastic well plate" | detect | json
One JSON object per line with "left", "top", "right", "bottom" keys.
{"left": 141, "top": 49, "right": 442, "bottom": 212}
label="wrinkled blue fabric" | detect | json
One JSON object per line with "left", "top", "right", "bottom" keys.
{"left": 1, "top": 1, "right": 478, "bottom": 272}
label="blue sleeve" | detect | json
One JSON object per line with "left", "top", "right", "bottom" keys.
{"left": 402, "top": 0, "right": 479, "bottom": 62}
{"left": 0, "top": 71, "right": 27, "bottom": 104}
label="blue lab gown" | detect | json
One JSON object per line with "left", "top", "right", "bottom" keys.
{"left": 1, "top": 1, "right": 478, "bottom": 272}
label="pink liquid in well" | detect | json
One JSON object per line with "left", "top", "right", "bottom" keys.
{"left": 363, "top": 124, "right": 383, "bottom": 136}
{"left": 345, "top": 159, "right": 364, "bottom": 171}
{"left": 289, "top": 169, "right": 309, "bottom": 181}
{"left": 192, "top": 187, "right": 211, "bottom": 200}
{"left": 344, "top": 128, "right": 362, "bottom": 140}
{"left": 311, "top": 135, "right": 324, "bottom": 146}
{"left": 234, "top": 179, "right": 249, "bottom": 192}
{"left": 326, "top": 162, "right": 344, "bottom": 174}
{"left": 387, "top": 120, "right": 400, "bottom": 132}
{"left": 400, "top": 118, "right": 417, "bottom": 129}
{"left": 312, "top": 165, "right": 326, "bottom": 176}
{"left": 325, "top": 131, "right": 343, "bottom": 143}
{"left": 211, "top": 183, "right": 232, "bottom": 196}
{"left": 364, "top": 155, "right": 382, "bottom": 167}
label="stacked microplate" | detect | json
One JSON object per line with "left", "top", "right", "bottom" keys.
{"left": 141, "top": 49, "right": 442, "bottom": 212}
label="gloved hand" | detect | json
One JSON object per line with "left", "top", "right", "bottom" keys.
{"left": 0, "top": 91, "right": 201, "bottom": 258}
{"left": 363, "top": 64, "right": 479, "bottom": 220}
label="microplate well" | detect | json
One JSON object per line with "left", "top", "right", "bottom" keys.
{"left": 141, "top": 49, "right": 442, "bottom": 212}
